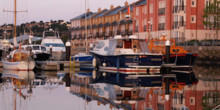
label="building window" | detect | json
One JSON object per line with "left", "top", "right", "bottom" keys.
{"left": 191, "top": 15, "right": 196, "bottom": 23}
{"left": 150, "top": 4, "right": 153, "bottom": 13}
{"left": 205, "top": 0, "right": 210, "bottom": 7}
{"left": 191, "top": 0, "right": 196, "bottom": 7}
{"left": 150, "top": 18, "right": 153, "bottom": 31}
{"left": 135, "top": 20, "right": 139, "bottom": 32}
{"left": 136, "top": 7, "right": 139, "bottom": 16}
{"left": 145, "top": 5, "right": 147, "bottom": 14}
{"left": 159, "top": 1, "right": 165, "bottom": 8}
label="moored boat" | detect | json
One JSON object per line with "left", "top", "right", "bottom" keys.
{"left": 90, "top": 35, "right": 163, "bottom": 75}
{"left": 22, "top": 44, "right": 51, "bottom": 61}
{"left": 2, "top": 50, "right": 35, "bottom": 71}
{"left": 41, "top": 29, "right": 66, "bottom": 61}
{"left": 148, "top": 36, "right": 197, "bottom": 66}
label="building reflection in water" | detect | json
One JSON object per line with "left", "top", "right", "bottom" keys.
{"left": 0, "top": 66, "right": 219, "bottom": 110}
{"left": 68, "top": 68, "right": 220, "bottom": 110}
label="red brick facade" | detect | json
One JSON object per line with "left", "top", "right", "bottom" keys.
{"left": 133, "top": 0, "right": 220, "bottom": 41}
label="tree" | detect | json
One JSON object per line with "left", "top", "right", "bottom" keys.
{"left": 203, "top": 0, "right": 220, "bottom": 45}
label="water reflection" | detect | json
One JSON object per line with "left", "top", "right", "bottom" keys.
{"left": 0, "top": 66, "right": 219, "bottom": 110}
{"left": 67, "top": 68, "right": 219, "bottom": 110}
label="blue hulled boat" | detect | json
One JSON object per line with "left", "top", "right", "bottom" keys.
{"left": 73, "top": 53, "right": 93, "bottom": 62}
{"left": 90, "top": 35, "right": 163, "bottom": 75}
{"left": 72, "top": 53, "right": 94, "bottom": 71}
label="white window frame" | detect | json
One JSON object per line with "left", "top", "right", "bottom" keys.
{"left": 150, "top": 4, "right": 153, "bottom": 13}
{"left": 191, "top": 15, "right": 196, "bottom": 23}
{"left": 136, "top": 7, "right": 139, "bottom": 16}
{"left": 191, "top": 0, "right": 196, "bottom": 7}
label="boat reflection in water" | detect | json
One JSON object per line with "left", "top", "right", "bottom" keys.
{"left": 67, "top": 69, "right": 220, "bottom": 110}
{"left": 0, "top": 70, "right": 35, "bottom": 110}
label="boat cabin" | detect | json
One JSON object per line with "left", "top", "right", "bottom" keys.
{"left": 92, "top": 35, "right": 150, "bottom": 55}
{"left": 148, "top": 36, "right": 188, "bottom": 55}
{"left": 22, "top": 45, "right": 48, "bottom": 54}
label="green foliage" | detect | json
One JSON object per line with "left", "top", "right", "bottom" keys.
{"left": 61, "top": 35, "right": 69, "bottom": 44}
{"left": 203, "top": 0, "right": 220, "bottom": 30}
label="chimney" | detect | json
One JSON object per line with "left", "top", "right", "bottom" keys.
{"left": 110, "top": 4, "right": 114, "bottom": 10}
{"left": 87, "top": 8, "right": 90, "bottom": 13}
{"left": 98, "top": 7, "right": 101, "bottom": 12}
{"left": 125, "top": 1, "right": 129, "bottom": 6}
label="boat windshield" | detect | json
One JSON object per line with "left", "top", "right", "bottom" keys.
{"left": 44, "top": 43, "right": 65, "bottom": 47}
{"left": 33, "top": 46, "right": 40, "bottom": 50}
{"left": 41, "top": 46, "right": 46, "bottom": 51}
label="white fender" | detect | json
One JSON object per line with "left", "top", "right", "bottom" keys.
{"left": 103, "top": 72, "right": 106, "bottom": 77}
{"left": 102, "top": 63, "right": 106, "bottom": 67}
{"left": 92, "top": 58, "right": 96, "bottom": 67}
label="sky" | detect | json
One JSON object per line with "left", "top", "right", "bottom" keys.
{"left": 0, "top": 0, "right": 137, "bottom": 25}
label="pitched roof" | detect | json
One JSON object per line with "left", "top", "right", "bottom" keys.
{"left": 104, "top": 6, "right": 122, "bottom": 16}
{"left": 119, "top": 4, "right": 134, "bottom": 13}
{"left": 135, "top": 0, "right": 146, "bottom": 6}
{"left": 91, "top": 9, "right": 109, "bottom": 18}
{"left": 70, "top": 12, "right": 94, "bottom": 21}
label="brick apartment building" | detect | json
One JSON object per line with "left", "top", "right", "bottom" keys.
{"left": 133, "top": 0, "right": 220, "bottom": 42}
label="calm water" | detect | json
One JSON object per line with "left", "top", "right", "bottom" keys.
{"left": 0, "top": 66, "right": 219, "bottom": 110}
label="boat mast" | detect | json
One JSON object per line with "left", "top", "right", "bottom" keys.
{"left": 14, "top": 0, "right": 17, "bottom": 46}
{"left": 85, "top": 0, "right": 88, "bottom": 54}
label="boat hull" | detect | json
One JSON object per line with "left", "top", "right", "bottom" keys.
{"left": 92, "top": 53, "right": 162, "bottom": 74}
{"left": 93, "top": 71, "right": 162, "bottom": 87}
{"left": 164, "top": 53, "right": 197, "bottom": 66}
{"left": 52, "top": 51, "right": 66, "bottom": 61}
{"left": 2, "top": 60, "right": 35, "bottom": 71}
{"left": 34, "top": 53, "right": 51, "bottom": 61}
{"left": 74, "top": 55, "right": 93, "bottom": 62}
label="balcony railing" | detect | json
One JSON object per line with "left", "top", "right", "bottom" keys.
{"left": 173, "top": 21, "right": 178, "bottom": 29}
{"left": 158, "top": 23, "right": 165, "bottom": 30}
{"left": 179, "top": 21, "right": 186, "bottom": 27}
{"left": 121, "top": 31, "right": 125, "bottom": 36}
{"left": 172, "top": 21, "right": 185, "bottom": 29}
{"left": 179, "top": 6, "right": 185, "bottom": 12}
{"left": 173, "top": 6, "right": 186, "bottom": 13}
{"left": 135, "top": 26, "right": 138, "bottom": 32}
{"left": 158, "top": 8, "right": 166, "bottom": 15}
{"left": 173, "top": 6, "right": 178, "bottom": 13}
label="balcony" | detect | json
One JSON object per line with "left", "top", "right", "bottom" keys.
{"left": 173, "top": 6, "right": 186, "bottom": 13}
{"left": 179, "top": 6, "right": 185, "bottom": 12}
{"left": 117, "top": 30, "right": 120, "bottom": 35}
{"left": 179, "top": 21, "right": 186, "bottom": 27}
{"left": 144, "top": 25, "right": 147, "bottom": 32}
{"left": 173, "top": 6, "right": 179, "bottom": 13}
{"left": 173, "top": 21, "right": 178, "bottom": 29}
{"left": 121, "top": 31, "right": 125, "bottom": 36}
{"left": 158, "top": 23, "right": 165, "bottom": 30}
{"left": 135, "top": 26, "right": 138, "bottom": 32}
{"left": 129, "top": 31, "right": 133, "bottom": 35}
{"left": 78, "top": 34, "right": 82, "bottom": 39}
{"left": 95, "top": 32, "right": 99, "bottom": 38}
{"left": 109, "top": 31, "right": 113, "bottom": 36}
{"left": 158, "top": 8, "right": 166, "bottom": 15}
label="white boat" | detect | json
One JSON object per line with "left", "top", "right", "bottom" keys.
{"left": 41, "top": 29, "right": 66, "bottom": 61}
{"left": 1, "top": 0, "right": 36, "bottom": 71}
{"left": 2, "top": 50, "right": 35, "bottom": 71}
{"left": 22, "top": 44, "right": 51, "bottom": 61}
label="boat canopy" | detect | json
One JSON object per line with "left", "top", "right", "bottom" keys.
{"left": 92, "top": 38, "right": 150, "bottom": 55}
{"left": 9, "top": 34, "right": 42, "bottom": 44}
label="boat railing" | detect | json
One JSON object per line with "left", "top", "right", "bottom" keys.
{"left": 43, "top": 29, "right": 60, "bottom": 38}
